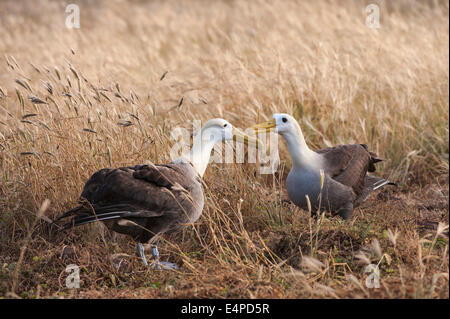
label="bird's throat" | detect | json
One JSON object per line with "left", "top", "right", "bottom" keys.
{"left": 187, "top": 133, "right": 218, "bottom": 177}
{"left": 282, "top": 127, "right": 321, "bottom": 170}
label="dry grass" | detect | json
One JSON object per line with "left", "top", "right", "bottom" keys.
{"left": 0, "top": 0, "right": 448, "bottom": 299}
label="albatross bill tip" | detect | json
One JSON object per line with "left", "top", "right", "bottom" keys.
{"left": 232, "top": 127, "right": 261, "bottom": 148}
{"left": 250, "top": 119, "right": 276, "bottom": 134}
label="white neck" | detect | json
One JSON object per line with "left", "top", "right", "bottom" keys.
{"left": 281, "top": 122, "right": 321, "bottom": 170}
{"left": 178, "top": 129, "right": 220, "bottom": 177}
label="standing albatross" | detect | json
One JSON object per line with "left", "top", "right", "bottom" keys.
{"left": 251, "top": 114, "right": 394, "bottom": 220}
{"left": 54, "top": 119, "right": 257, "bottom": 269}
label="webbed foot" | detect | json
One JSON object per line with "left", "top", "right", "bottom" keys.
{"left": 151, "top": 261, "right": 179, "bottom": 270}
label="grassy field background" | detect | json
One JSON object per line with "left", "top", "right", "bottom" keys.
{"left": 0, "top": 0, "right": 448, "bottom": 298}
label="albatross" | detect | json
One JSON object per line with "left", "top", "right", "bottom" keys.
{"left": 54, "top": 119, "right": 257, "bottom": 269}
{"left": 251, "top": 113, "right": 394, "bottom": 219}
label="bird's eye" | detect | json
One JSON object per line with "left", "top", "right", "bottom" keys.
{"left": 223, "top": 123, "right": 228, "bottom": 127}
{"left": 282, "top": 117, "right": 288, "bottom": 123}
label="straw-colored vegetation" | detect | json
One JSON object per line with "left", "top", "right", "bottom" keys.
{"left": 0, "top": 0, "right": 448, "bottom": 298}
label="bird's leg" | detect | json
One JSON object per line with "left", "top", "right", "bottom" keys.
{"left": 151, "top": 244, "right": 179, "bottom": 270}
{"left": 151, "top": 245, "right": 161, "bottom": 270}
{"left": 136, "top": 242, "right": 148, "bottom": 266}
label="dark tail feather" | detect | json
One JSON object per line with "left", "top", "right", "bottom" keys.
{"left": 54, "top": 203, "right": 131, "bottom": 229}
{"left": 55, "top": 203, "right": 160, "bottom": 230}
{"left": 62, "top": 211, "right": 130, "bottom": 230}
{"left": 53, "top": 205, "right": 85, "bottom": 223}
{"left": 50, "top": 205, "right": 87, "bottom": 230}
{"left": 372, "top": 178, "right": 396, "bottom": 191}
{"left": 354, "top": 175, "right": 396, "bottom": 207}
{"left": 365, "top": 175, "right": 396, "bottom": 190}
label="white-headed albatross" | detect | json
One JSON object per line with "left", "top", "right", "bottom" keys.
{"left": 54, "top": 119, "right": 258, "bottom": 269}
{"left": 251, "top": 113, "right": 394, "bottom": 220}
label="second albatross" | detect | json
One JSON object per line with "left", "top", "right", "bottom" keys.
{"left": 251, "top": 114, "right": 394, "bottom": 220}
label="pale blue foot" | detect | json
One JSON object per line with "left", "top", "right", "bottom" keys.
{"left": 151, "top": 261, "right": 179, "bottom": 270}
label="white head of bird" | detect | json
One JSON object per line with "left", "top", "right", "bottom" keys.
{"left": 251, "top": 113, "right": 322, "bottom": 169}
{"left": 200, "top": 118, "right": 234, "bottom": 141}
{"left": 182, "top": 118, "right": 258, "bottom": 177}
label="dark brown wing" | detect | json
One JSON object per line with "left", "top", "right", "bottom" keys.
{"left": 81, "top": 163, "right": 195, "bottom": 209}
{"left": 54, "top": 162, "right": 202, "bottom": 234}
{"left": 317, "top": 144, "right": 382, "bottom": 196}
{"left": 354, "top": 175, "right": 396, "bottom": 207}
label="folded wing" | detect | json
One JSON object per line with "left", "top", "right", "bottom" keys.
{"left": 317, "top": 144, "right": 382, "bottom": 197}
{"left": 54, "top": 163, "right": 201, "bottom": 236}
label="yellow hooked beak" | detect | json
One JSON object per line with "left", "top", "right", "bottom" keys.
{"left": 250, "top": 119, "right": 276, "bottom": 134}
{"left": 232, "top": 127, "right": 261, "bottom": 148}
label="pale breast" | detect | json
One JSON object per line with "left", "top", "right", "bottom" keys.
{"left": 286, "top": 168, "right": 323, "bottom": 210}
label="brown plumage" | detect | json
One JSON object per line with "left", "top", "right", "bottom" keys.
{"left": 251, "top": 114, "right": 395, "bottom": 219}
{"left": 317, "top": 144, "right": 384, "bottom": 200}
{"left": 316, "top": 143, "right": 393, "bottom": 213}
{"left": 55, "top": 162, "right": 203, "bottom": 244}
{"left": 54, "top": 118, "right": 257, "bottom": 269}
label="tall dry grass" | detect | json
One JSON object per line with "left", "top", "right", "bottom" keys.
{"left": 0, "top": 0, "right": 448, "bottom": 298}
